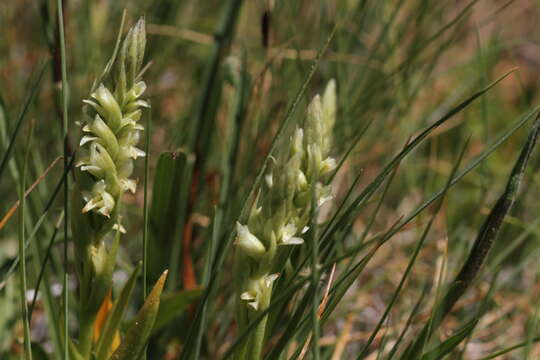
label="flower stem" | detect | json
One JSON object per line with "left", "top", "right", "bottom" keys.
{"left": 78, "top": 312, "right": 96, "bottom": 359}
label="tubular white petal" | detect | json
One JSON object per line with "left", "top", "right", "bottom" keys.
{"left": 128, "top": 147, "right": 146, "bottom": 159}
{"left": 80, "top": 136, "right": 98, "bottom": 146}
{"left": 121, "top": 178, "right": 137, "bottom": 193}
{"left": 264, "top": 274, "right": 279, "bottom": 287}
{"left": 280, "top": 237, "right": 304, "bottom": 245}
{"left": 112, "top": 223, "right": 127, "bottom": 234}
{"left": 265, "top": 173, "right": 273, "bottom": 188}
{"left": 80, "top": 165, "right": 102, "bottom": 174}
{"left": 240, "top": 292, "right": 255, "bottom": 301}
{"left": 320, "top": 157, "right": 337, "bottom": 175}
{"left": 247, "top": 301, "right": 259, "bottom": 311}
{"left": 82, "top": 199, "right": 98, "bottom": 213}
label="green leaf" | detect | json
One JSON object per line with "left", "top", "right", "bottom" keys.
{"left": 152, "top": 288, "right": 203, "bottom": 332}
{"left": 419, "top": 319, "right": 478, "bottom": 360}
{"left": 147, "top": 151, "right": 190, "bottom": 285}
{"left": 95, "top": 263, "right": 141, "bottom": 360}
{"left": 108, "top": 270, "right": 168, "bottom": 360}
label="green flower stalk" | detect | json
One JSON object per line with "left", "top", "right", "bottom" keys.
{"left": 234, "top": 80, "right": 337, "bottom": 359}
{"left": 70, "top": 18, "right": 150, "bottom": 359}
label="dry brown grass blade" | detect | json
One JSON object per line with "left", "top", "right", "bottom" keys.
{"left": 0, "top": 156, "right": 62, "bottom": 230}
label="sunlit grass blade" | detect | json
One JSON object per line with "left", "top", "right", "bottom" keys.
{"left": 477, "top": 337, "right": 540, "bottom": 360}
{"left": 401, "top": 112, "right": 540, "bottom": 359}
{"left": 357, "top": 139, "right": 470, "bottom": 358}
{"left": 386, "top": 285, "right": 429, "bottom": 359}
{"left": 321, "top": 69, "right": 516, "bottom": 250}
{"left": 419, "top": 319, "right": 478, "bottom": 360}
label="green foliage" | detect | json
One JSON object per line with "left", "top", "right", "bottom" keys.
{"left": 2, "top": 0, "right": 540, "bottom": 359}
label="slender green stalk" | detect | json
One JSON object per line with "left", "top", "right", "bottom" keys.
{"left": 357, "top": 140, "right": 470, "bottom": 359}
{"left": 478, "top": 337, "right": 540, "bottom": 360}
{"left": 310, "top": 208, "right": 320, "bottom": 360}
{"left": 141, "top": 101, "right": 151, "bottom": 360}
{"left": 55, "top": 0, "right": 69, "bottom": 359}
{"left": 19, "top": 123, "right": 34, "bottom": 360}
{"left": 143, "top": 103, "right": 151, "bottom": 298}
{"left": 29, "top": 211, "right": 64, "bottom": 321}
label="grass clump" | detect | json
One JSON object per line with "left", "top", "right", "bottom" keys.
{"left": 2, "top": 1, "right": 540, "bottom": 359}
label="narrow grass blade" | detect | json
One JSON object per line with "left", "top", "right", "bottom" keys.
{"left": 152, "top": 288, "right": 203, "bottom": 333}
{"left": 477, "top": 337, "right": 540, "bottom": 360}
{"left": 386, "top": 285, "right": 429, "bottom": 359}
{"left": 0, "top": 154, "right": 75, "bottom": 287}
{"left": 18, "top": 122, "right": 35, "bottom": 360}
{"left": 419, "top": 319, "right": 478, "bottom": 360}
{"left": 143, "top": 102, "right": 151, "bottom": 298}
{"left": 29, "top": 211, "right": 64, "bottom": 323}
{"left": 55, "top": 1, "right": 70, "bottom": 358}
{"left": 401, "top": 113, "right": 540, "bottom": 359}
{"left": 321, "top": 69, "right": 516, "bottom": 249}
{"left": 371, "top": 103, "right": 540, "bottom": 268}
{"left": 0, "top": 63, "right": 47, "bottom": 182}
{"left": 109, "top": 270, "right": 168, "bottom": 360}
{"left": 357, "top": 140, "right": 470, "bottom": 359}
{"left": 0, "top": 156, "right": 62, "bottom": 230}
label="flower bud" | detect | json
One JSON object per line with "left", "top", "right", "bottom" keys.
{"left": 279, "top": 223, "right": 303, "bottom": 245}
{"left": 124, "top": 81, "right": 147, "bottom": 104}
{"left": 291, "top": 127, "right": 304, "bottom": 155}
{"left": 82, "top": 180, "right": 116, "bottom": 217}
{"left": 91, "top": 143, "right": 117, "bottom": 178}
{"left": 89, "top": 115, "right": 119, "bottom": 158}
{"left": 322, "top": 79, "right": 336, "bottom": 153}
{"left": 305, "top": 95, "right": 323, "bottom": 149}
{"left": 235, "top": 222, "right": 266, "bottom": 258}
{"left": 240, "top": 273, "right": 279, "bottom": 311}
{"left": 319, "top": 156, "right": 337, "bottom": 175}
{"left": 115, "top": 18, "right": 146, "bottom": 97}
{"left": 265, "top": 172, "right": 273, "bottom": 188}
{"left": 89, "top": 84, "right": 123, "bottom": 132}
